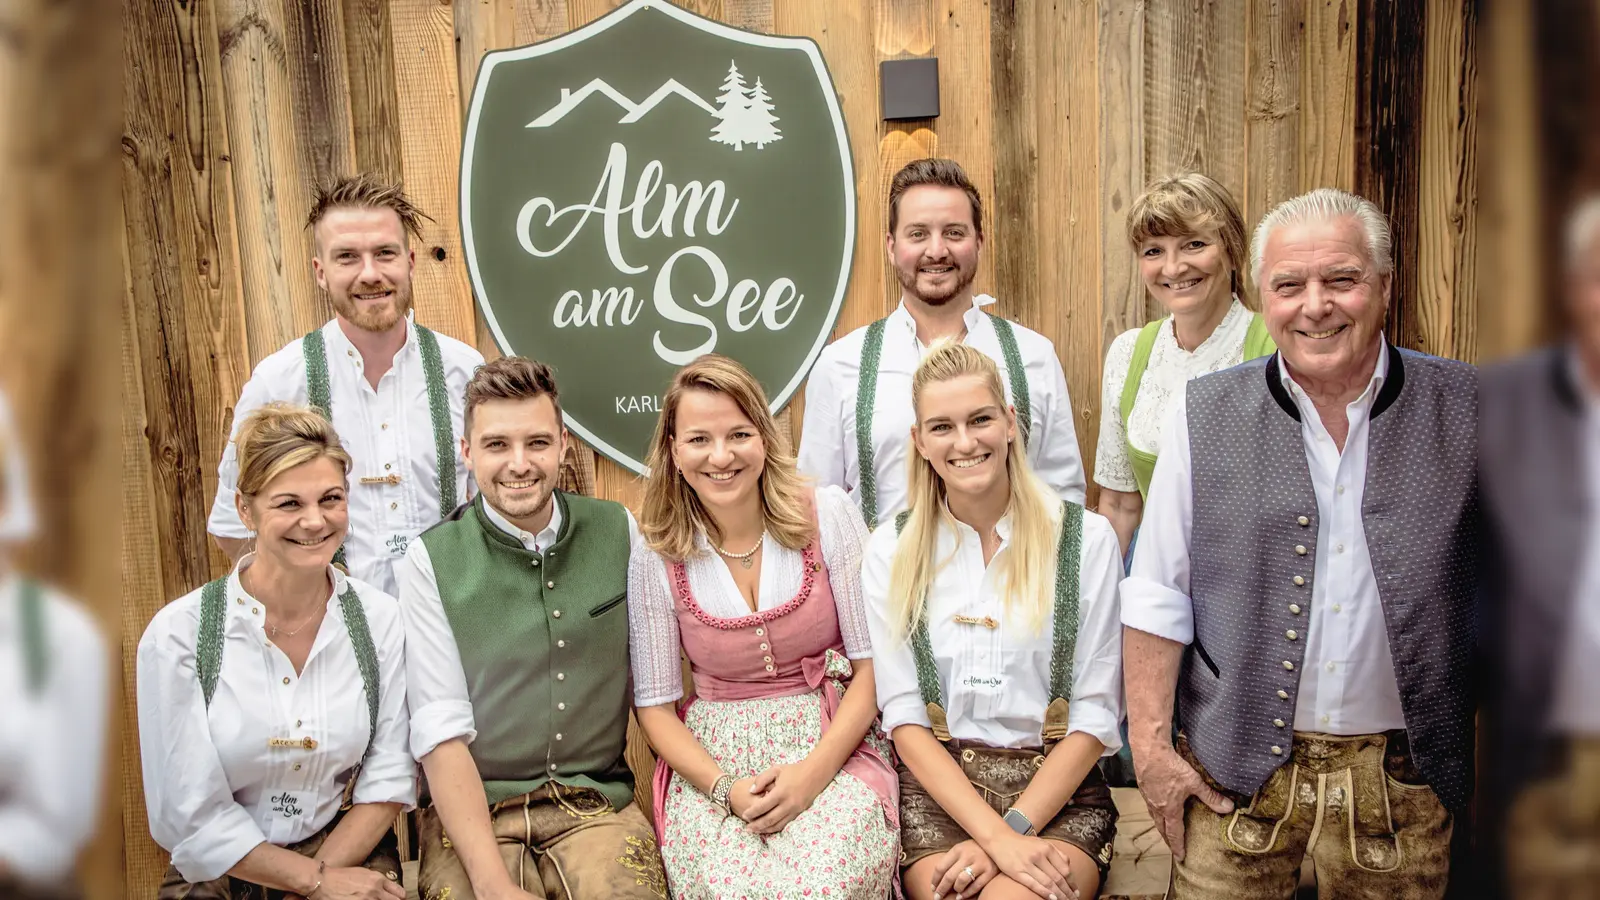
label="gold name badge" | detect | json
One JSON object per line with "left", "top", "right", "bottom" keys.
{"left": 267, "top": 736, "right": 319, "bottom": 751}
{"left": 952, "top": 614, "right": 999, "bottom": 629}
{"left": 358, "top": 473, "right": 403, "bottom": 486}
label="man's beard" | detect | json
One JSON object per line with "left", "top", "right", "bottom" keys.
{"left": 334, "top": 283, "right": 412, "bottom": 333}
{"left": 486, "top": 478, "right": 554, "bottom": 522}
{"left": 895, "top": 260, "right": 975, "bottom": 307}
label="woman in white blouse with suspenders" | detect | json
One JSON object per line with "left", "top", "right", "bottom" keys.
{"left": 863, "top": 344, "right": 1126, "bottom": 900}
{"left": 138, "top": 404, "right": 414, "bottom": 900}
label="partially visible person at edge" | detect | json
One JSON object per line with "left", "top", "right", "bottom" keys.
{"left": 139, "top": 403, "right": 413, "bottom": 900}
{"left": 862, "top": 343, "right": 1125, "bottom": 900}
{"left": 0, "top": 391, "right": 109, "bottom": 900}
{"left": 799, "top": 158, "right": 1087, "bottom": 532}
{"left": 1480, "top": 193, "right": 1600, "bottom": 896}
{"left": 208, "top": 174, "right": 484, "bottom": 597}
{"left": 629, "top": 354, "right": 899, "bottom": 899}
{"left": 1095, "top": 173, "right": 1276, "bottom": 558}
{"left": 1121, "top": 188, "right": 1479, "bottom": 899}
{"left": 397, "top": 357, "right": 667, "bottom": 900}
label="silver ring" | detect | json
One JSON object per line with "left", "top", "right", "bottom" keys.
{"left": 963, "top": 865, "right": 975, "bottom": 880}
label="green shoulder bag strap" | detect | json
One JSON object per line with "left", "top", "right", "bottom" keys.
{"left": 856, "top": 314, "right": 1032, "bottom": 529}
{"left": 19, "top": 577, "right": 48, "bottom": 695}
{"left": 896, "top": 501, "right": 1082, "bottom": 743}
{"left": 302, "top": 325, "right": 459, "bottom": 568}
{"left": 197, "top": 577, "right": 381, "bottom": 802}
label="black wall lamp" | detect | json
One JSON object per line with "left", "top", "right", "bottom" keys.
{"left": 880, "top": 57, "right": 940, "bottom": 121}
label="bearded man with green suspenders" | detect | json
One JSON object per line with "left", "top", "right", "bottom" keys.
{"left": 208, "top": 175, "right": 484, "bottom": 597}
{"left": 799, "top": 159, "right": 1087, "bottom": 528}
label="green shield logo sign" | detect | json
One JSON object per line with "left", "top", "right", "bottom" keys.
{"left": 461, "top": 0, "right": 855, "bottom": 474}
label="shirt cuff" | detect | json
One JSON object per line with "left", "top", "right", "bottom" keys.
{"left": 880, "top": 696, "right": 932, "bottom": 735}
{"left": 1119, "top": 577, "right": 1195, "bottom": 645}
{"left": 350, "top": 752, "right": 420, "bottom": 811}
{"left": 408, "top": 700, "right": 478, "bottom": 761}
{"left": 1066, "top": 701, "right": 1124, "bottom": 757}
{"left": 633, "top": 690, "right": 683, "bottom": 708}
{"left": 169, "top": 802, "right": 270, "bottom": 883}
{"left": 1093, "top": 472, "right": 1138, "bottom": 494}
{"left": 0, "top": 810, "right": 76, "bottom": 884}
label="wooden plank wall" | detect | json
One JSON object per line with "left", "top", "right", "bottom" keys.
{"left": 121, "top": 1, "right": 1479, "bottom": 896}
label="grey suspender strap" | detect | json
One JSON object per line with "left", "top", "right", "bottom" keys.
{"left": 302, "top": 324, "right": 458, "bottom": 567}
{"left": 19, "top": 577, "right": 46, "bottom": 694}
{"left": 197, "top": 576, "right": 381, "bottom": 763}
{"left": 856, "top": 313, "right": 1031, "bottom": 529}
{"left": 898, "top": 501, "right": 1083, "bottom": 742}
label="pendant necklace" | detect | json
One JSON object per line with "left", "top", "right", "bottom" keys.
{"left": 713, "top": 531, "right": 766, "bottom": 569}
{"left": 267, "top": 604, "right": 324, "bottom": 639}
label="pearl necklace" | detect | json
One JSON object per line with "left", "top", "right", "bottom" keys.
{"left": 712, "top": 532, "right": 766, "bottom": 569}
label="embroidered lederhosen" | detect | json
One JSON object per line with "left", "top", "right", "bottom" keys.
{"left": 857, "top": 313, "right": 1031, "bottom": 529}
{"left": 196, "top": 577, "right": 380, "bottom": 805}
{"left": 301, "top": 325, "right": 456, "bottom": 570}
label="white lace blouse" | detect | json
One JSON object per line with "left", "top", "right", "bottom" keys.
{"left": 629, "top": 484, "right": 874, "bottom": 707}
{"left": 1094, "top": 299, "right": 1255, "bottom": 493}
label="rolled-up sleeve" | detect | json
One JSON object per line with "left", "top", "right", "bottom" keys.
{"left": 817, "top": 485, "right": 874, "bottom": 659}
{"left": 860, "top": 526, "right": 930, "bottom": 734}
{"left": 1119, "top": 396, "right": 1196, "bottom": 644}
{"left": 627, "top": 543, "right": 684, "bottom": 708}
{"left": 1068, "top": 514, "right": 1126, "bottom": 755}
{"left": 350, "top": 594, "right": 418, "bottom": 808}
{"left": 397, "top": 541, "right": 477, "bottom": 760}
{"left": 136, "top": 608, "right": 268, "bottom": 882}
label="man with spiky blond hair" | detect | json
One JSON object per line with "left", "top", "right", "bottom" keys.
{"left": 208, "top": 174, "right": 485, "bottom": 596}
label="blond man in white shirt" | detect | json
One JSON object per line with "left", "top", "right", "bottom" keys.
{"left": 862, "top": 343, "right": 1123, "bottom": 900}
{"left": 799, "top": 158, "right": 1086, "bottom": 530}
{"left": 0, "top": 392, "right": 108, "bottom": 898}
{"left": 209, "top": 175, "right": 484, "bottom": 597}
{"left": 1121, "top": 189, "right": 1478, "bottom": 899}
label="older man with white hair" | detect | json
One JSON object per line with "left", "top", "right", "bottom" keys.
{"left": 1480, "top": 193, "right": 1600, "bottom": 896}
{"left": 1120, "top": 188, "right": 1479, "bottom": 898}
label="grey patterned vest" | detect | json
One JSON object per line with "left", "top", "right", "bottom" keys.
{"left": 1181, "top": 345, "right": 1479, "bottom": 810}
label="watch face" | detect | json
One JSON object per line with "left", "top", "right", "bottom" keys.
{"left": 1004, "top": 808, "right": 1032, "bottom": 834}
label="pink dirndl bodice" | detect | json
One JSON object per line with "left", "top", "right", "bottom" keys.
{"left": 649, "top": 539, "right": 900, "bottom": 836}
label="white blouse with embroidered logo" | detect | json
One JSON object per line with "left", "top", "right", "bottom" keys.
{"left": 628, "top": 484, "right": 874, "bottom": 708}
{"left": 861, "top": 493, "right": 1125, "bottom": 751}
{"left": 136, "top": 559, "right": 415, "bottom": 883}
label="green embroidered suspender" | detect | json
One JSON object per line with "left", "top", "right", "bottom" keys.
{"left": 856, "top": 313, "right": 1031, "bottom": 529}
{"left": 302, "top": 325, "right": 458, "bottom": 567}
{"left": 19, "top": 578, "right": 47, "bottom": 694}
{"left": 197, "top": 577, "right": 380, "bottom": 764}
{"left": 895, "top": 501, "right": 1083, "bottom": 742}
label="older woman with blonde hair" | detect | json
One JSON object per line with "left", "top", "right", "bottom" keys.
{"left": 1096, "top": 173, "right": 1276, "bottom": 556}
{"left": 863, "top": 343, "right": 1125, "bottom": 900}
{"left": 138, "top": 403, "right": 413, "bottom": 900}
{"left": 629, "top": 354, "right": 898, "bottom": 899}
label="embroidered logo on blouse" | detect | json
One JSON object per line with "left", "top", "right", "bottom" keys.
{"left": 271, "top": 792, "right": 305, "bottom": 819}
{"left": 963, "top": 675, "right": 1002, "bottom": 688}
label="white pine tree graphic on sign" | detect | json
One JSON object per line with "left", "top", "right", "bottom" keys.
{"left": 709, "top": 61, "right": 782, "bottom": 151}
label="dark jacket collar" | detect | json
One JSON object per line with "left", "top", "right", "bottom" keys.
{"left": 471, "top": 490, "right": 572, "bottom": 552}
{"left": 1265, "top": 341, "right": 1405, "bottom": 422}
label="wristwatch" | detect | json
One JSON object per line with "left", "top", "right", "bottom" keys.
{"left": 709, "top": 773, "right": 736, "bottom": 814}
{"left": 1002, "top": 807, "right": 1036, "bottom": 836}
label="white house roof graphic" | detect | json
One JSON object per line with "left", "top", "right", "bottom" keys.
{"left": 526, "top": 77, "right": 715, "bottom": 127}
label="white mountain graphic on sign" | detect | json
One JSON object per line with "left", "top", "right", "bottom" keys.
{"left": 709, "top": 62, "right": 782, "bottom": 151}
{"left": 526, "top": 77, "right": 715, "bottom": 127}
{"left": 524, "top": 61, "right": 781, "bottom": 151}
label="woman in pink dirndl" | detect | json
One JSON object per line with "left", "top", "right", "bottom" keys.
{"left": 629, "top": 354, "right": 899, "bottom": 900}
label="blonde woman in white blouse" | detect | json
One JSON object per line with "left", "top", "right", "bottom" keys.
{"left": 1096, "top": 173, "right": 1275, "bottom": 556}
{"left": 863, "top": 343, "right": 1125, "bottom": 900}
{"left": 138, "top": 404, "right": 413, "bottom": 900}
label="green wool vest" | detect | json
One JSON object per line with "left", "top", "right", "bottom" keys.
{"left": 420, "top": 492, "right": 634, "bottom": 809}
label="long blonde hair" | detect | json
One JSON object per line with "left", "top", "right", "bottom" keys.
{"left": 886, "top": 343, "right": 1060, "bottom": 639}
{"left": 640, "top": 354, "right": 814, "bottom": 562}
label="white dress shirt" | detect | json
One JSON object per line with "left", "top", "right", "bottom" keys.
{"left": 208, "top": 317, "right": 485, "bottom": 597}
{"left": 137, "top": 559, "right": 416, "bottom": 883}
{"left": 1122, "top": 345, "right": 1405, "bottom": 735}
{"left": 1551, "top": 351, "right": 1600, "bottom": 734}
{"left": 799, "top": 295, "right": 1087, "bottom": 523}
{"left": 1095, "top": 299, "right": 1254, "bottom": 492}
{"left": 0, "top": 392, "right": 36, "bottom": 541}
{"left": 398, "top": 497, "right": 642, "bottom": 761}
{"left": 861, "top": 492, "right": 1125, "bottom": 752}
{"left": 628, "top": 484, "right": 874, "bottom": 708}
{"left": 0, "top": 575, "right": 108, "bottom": 885}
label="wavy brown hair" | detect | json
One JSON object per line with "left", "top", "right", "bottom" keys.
{"left": 640, "top": 355, "right": 813, "bottom": 562}
{"left": 1128, "top": 172, "right": 1251, "bottom": 306}
{"left": 307, "top": 173, "right": 432, "bottom": 247}
{"left": 235, "top": 402, "right": 353, "bottom": 499}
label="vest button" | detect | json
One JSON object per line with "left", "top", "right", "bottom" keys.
{"left": 1286, "top": 630, "right": 1298, "bottom": 641}
{"left": 1283, "top": 661, "right": 1294, "bottom": 671}
{"left": 1294, "top": 545, "right": 1307, "bottom": 555}
{"left": 1289, "top": 604, "right": 1302, "bottom": 614}
{"left": 556, "top": 672, "right": 566, "bottom": 681}
{"left": 1273, "top": 719, "right": 1285, "bottom": 728}
{"left": 1277, "top": 690, "right": 1289, "bottom": 700}
{"left": 532, "top": 560, "right": 540, "bottom": 567}
{"left": 755, "top": 628, "right": 765, "bottom": 636}
{"left": 1271, "top": 746, "right": 1284, "bottom": 755}
{"left": 557, "top": 640, "right": 566, "bottom": 648}
{"left": 557, "top": 702, "right": 566, "bottom": 711}
{"left": 760, "top": 643, "right": 769, "bottom": 651}
{"left": 552, "top": 610, "right": 562, "bottom": 618}
{"left": 1293, "top": 576, "right": 1305, "bottom": 587}
{"left": 765, "top": 664, "right": 774, "bottom": 672}
{"left": 555, "top": 733, "right": 563, "bottom": 741}
{"left": 1298, "top": 516, "right": 1310, "bottom": 526}
{"left": 547, "top": 581, "right": 555, "bottom": 589}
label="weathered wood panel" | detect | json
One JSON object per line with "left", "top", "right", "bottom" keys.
{"left": 1099, "top": 0, "right": 1145, "bottom": 346}
{"left": 1413, "top": 0, "right": 1477, "bottom": 361}
{"left": 1245, "top": 0, "right": 1304, "bottom": 254}
{"left": 1301, "top": 0, "right": 1357, "bottom": 191}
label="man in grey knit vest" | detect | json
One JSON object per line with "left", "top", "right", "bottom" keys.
{"left": 1121, "top": 188, "right": 1478, "bottom": 899}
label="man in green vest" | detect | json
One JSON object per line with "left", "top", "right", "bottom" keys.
{"left": 398, "top": 356, "right": 666, "bottom": 900}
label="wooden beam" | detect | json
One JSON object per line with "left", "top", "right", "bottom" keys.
{"left": 1302, "top": 0, "right": 1357, "bottom": 191}
{"left": 1414, "top": 0, "right": 1478, "bottom": 361}
{"left": 989, "top": 0, "right": 1040, "bottom": 329}
{"left": 1099, "top": 0, "right": 1146, "bottom": 343}
{"left": 344, "top": 0, "right": 406, "bottom": 180}
{"left": 1245, "top": 0, "right": 1304, "bottom": 276}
